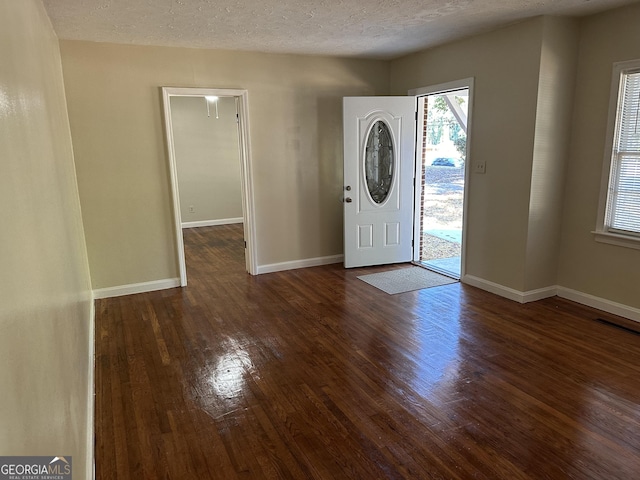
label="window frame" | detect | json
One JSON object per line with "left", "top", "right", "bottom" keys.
{"left": 594, "top": 59, "right": 640, "bottom": 250}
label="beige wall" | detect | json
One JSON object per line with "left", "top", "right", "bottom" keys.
{"left": 0, "top": 1, "right": 93, "bottom": 477}
{"left": 60, "top": 41, "right": 389, "bottom": 288}
{"left": 392, "top": 9, "right": 638, "bottom": 309}
{"left": 524, "top": 17, "right": 579, "bottom": 291}
{"left": 51, "top": 2, "right": 640, "bottom": 310}
{"left": 170, "top": 96, "right": 243, "bottom": 223}
{"left": 391, "top": 18, "right": 548, "bottom": 291}
{"left": 558, "top": 3, "right": 640, "bottom": 308}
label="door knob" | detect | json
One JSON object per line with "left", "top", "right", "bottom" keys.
{"left": 345, "top": 197, "right": 353, "bottom": 203}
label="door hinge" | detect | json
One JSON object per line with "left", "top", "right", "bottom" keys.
{"left": 236, "top": 113, "right": 240, "bottom": 124}
{"left": 244, "top": 241, "right": 247, "bottom": 248}
{"left": 412, "top": 239, "right": 414, "bottom": 247}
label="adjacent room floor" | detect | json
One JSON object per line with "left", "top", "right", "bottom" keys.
{"left": 94, "top": 224, "right": 640, "bottom": 479}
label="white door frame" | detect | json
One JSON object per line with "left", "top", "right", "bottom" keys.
{"left": 409, "top": 77, "right": 474, "bottom": 279}
{"left": 161, "top": 87, "right": 258, "bottom": 285}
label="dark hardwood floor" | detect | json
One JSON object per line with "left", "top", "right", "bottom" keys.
{"left": 95, "top": 224, "right": 640, "bottom": 479}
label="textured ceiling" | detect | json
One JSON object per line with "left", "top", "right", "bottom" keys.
{"left": 42, "top": 0, "right": 639, "bottom": 59}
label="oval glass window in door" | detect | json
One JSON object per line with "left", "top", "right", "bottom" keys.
{"left": 364, "top": 120, "right": 394, "bottom": 204}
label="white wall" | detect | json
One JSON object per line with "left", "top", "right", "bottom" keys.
{"left": 170, "top": 95, "right": 243, "bottom": 224}
{"left": 0, "top": 1, "right": 93, "bottom": 477}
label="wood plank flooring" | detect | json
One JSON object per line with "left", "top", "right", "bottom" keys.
{"left": 95, "top": 224, "right": 640, "bottom": 479}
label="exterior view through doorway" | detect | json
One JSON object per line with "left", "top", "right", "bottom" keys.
{"left": 412, "top": 80, "right": 473, "bottom": 280}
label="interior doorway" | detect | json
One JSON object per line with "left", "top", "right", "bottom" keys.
{"left": 161, "top": 87, "right": 257, "bottom": 285}
{"left": 411, "top": 79, "right": 473, "bottom": 279}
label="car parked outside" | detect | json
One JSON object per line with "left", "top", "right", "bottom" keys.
{"left": 431, "top": 157, "right": 463, "bottom": 167}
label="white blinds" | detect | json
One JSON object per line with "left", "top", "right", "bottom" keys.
{"left": 606, "top": 70, "right": 640, "bottom": 235}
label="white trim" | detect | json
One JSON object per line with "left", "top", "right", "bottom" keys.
{"left": 409, "top": 77, "right": 475, "bottom": 97}
{"left": 257, "top": 255, "right": 343, "bottom": 274}
{"left": 462, "top": 275, "right": 556, "bottom": 304}
{"left": 161, "top": 90, "right": 187, "bottom": 285}
{"left": 595, "top": 60, "right": 640, "bottom": 239}
{"left": 93, "top": 278, "right": 181, "bottom": 299}
{"left": 161, "top": 87, "right": 258, "bottom": 286}
{"left": 182, "top": 217, "right": 243, "bottom": 229}
{"left": 413, "top": 96, "right": 426, "bottom": 262}
{"left": 592, "top": 230, "right": 640, "bottom": 250}
{"left": 520, "top": 285, "right": 559, "bottom": 303}
{"left": 557, "top": 286, "right": 640, "bottom": 323}
{"left": 411, "top": 77, "right": 475, "bottom": 280}
{"left": 86, "top": 295, "right": 95, "bottom": 480}
{"left": 236, "top": 92, "right": 258, "bottom": 275}
{"left": 462, "top": 275, "right": 640, "bottom": 321}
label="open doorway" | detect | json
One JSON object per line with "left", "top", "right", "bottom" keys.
{"left": 411, "top": 80, "right": 473, "bottom": 279}
{"left": 162, "top": 87, "right": 257, "bottom": 285}
{"left": 170, "top": 95, "right": 243, "bottom": 228}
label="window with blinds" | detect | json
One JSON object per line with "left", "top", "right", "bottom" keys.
{"left": 604, "top": 67, "right": 640, "bottom": 237}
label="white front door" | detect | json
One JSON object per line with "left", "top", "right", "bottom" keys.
{"left": 343, "top": 97, "right": 416, "bottom": 268}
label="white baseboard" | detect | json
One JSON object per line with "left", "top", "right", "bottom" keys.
{"left": 257, "top": 254, "right": 344, "bottom": 274}
{"left": 521, "top": 285, "right": 559, "bottom": 303}
{"left": 556, "top": 286, "right": 640, "bottom": 323}
{"left": 182, "top": 217, "right": 243, "bottom": 229}
{"left": 462, "top": 275, "right": 557, "bottom": 304}
{"left": 93, "top": 278, "right": 181, "bottom": 299}
{"left": 462, "top": 274, "right": 640, "bottom": 322}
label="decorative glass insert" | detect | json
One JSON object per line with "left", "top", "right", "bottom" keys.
{"left": 364, "top": 121, "right": 394, "bottom": 204}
